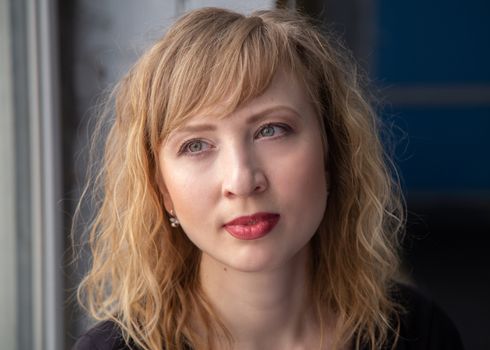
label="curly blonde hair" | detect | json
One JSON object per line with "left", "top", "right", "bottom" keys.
{"left": 76, "top": 7, "right": 405, "bottom": 350}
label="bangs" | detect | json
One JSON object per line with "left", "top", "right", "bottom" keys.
{"left": 157, "top": 9, "right": 302, "bottom": 140}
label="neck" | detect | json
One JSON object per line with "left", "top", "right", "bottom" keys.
{"left": 198, "top": 245, "right": 321, "bottom": 350}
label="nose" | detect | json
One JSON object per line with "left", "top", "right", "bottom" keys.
{"left": 221, "top": 146, "right": 268, "bottom": 198}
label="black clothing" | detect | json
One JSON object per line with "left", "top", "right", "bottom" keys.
{"left": 73, "top": 284, "right": 464, "bottom": 349}
{"left": 387, "top": 285, "right": 464, "bottom": 350}
{"left": 73, "top": 321, "right": 130, "bottom": 350}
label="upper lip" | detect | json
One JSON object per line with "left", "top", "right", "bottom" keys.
{"left": 223, "top": 212, "right": 280, "bottom": 226}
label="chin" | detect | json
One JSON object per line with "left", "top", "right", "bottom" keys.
{"left": 223, "top": 243, "right": 306, "bottom": 273}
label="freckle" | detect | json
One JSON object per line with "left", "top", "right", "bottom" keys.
{"left": 223, "top": 267, "right": 227, "bottom": 272}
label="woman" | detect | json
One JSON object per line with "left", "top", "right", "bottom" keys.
{"left": 74, "top": 7, "right": 463, "bottom": 350}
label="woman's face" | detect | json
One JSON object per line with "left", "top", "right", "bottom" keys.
{"left": 158, "top": 70, "right": 328, "bottom": 272}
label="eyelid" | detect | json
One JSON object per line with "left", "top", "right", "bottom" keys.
{"left": 177, "top": 138, "right": 212, "bottom": 156}
{"left": 254, "top": 122, "right": 292, "bottom": 139}
{"left": 176, "top": 122, "right": 293, "bottom": 156}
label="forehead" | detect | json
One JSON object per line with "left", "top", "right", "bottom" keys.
{"left": 171, "top": 69, "right": 311, "bottom": 127}
{"left": 157, "top": 63, "right": 319, "bottom": 150}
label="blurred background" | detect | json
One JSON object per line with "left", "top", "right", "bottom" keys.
{"left": 1, "top": 0, "right": 488, "bottom": 349}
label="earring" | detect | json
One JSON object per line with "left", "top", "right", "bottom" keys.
{"left": 169, "top": 210, "right": 180, "bottom": 228}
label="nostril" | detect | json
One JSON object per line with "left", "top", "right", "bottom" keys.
{"left": 222, "top": 175, "right": 267, "bottom": 197}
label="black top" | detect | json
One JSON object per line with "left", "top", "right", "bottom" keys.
{"left": 73, "top": 284, "right": 464, "bottom": 350}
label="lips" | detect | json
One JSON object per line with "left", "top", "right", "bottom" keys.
{"left": 223, "top": 212, "right": 280, "bottom": 240}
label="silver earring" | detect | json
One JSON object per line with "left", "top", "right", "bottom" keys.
{"left": 169, "top": 210, "right": 180, "bottom": 228}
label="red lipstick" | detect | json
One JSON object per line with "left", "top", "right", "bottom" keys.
{"left": 223, "top": 213, "right": 280, "bottom": 240}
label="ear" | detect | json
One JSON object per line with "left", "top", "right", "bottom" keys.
{"left": 155, "top": 171, "right": 174, "bottom": 214}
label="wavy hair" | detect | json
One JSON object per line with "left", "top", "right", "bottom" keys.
{"left": 76, "top": 7, "right": 405, "bottom": 350}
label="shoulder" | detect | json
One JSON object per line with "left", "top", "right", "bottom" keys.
{"left": 72, "top": 320, "right": 134, "bottom": 350}
{"left": 389, "top": 283, "right": 465, "bottom": 350}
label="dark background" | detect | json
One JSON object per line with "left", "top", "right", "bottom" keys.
{"left": 294, "top": 0, "right": 490, "bottom": 348}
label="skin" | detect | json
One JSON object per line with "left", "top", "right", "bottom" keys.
{"left": 158, "top": 69, "right": 330, "bottom": 349}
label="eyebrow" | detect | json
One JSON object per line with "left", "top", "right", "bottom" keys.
{"left": 173, "top": 105, "right": 301, "bottom": 134}
{"left": 246, "top": 105, "right": 301, "bottom": 124}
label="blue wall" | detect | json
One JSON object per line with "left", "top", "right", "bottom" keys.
{"left": 375, "top": 0, "right": 490, "bottom": 194}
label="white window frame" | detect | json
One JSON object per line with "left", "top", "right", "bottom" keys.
{"left": 0, "top": 0, "right": 63, "bottom": 349}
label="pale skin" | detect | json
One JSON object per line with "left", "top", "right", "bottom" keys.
{"left": 158, "top": 70, "right": 335, "bottom": 349}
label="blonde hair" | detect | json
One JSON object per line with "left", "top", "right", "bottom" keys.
{"left": 76, "top": 7, "right": 405, "bottom": 350}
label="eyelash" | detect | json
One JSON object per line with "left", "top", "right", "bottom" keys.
{"left": 254, "top": 123, "right": 292, "bottom": 139}
{"left": 177, "top": 138, "right": 211, "bottom": 157}
{"left": 178, "top": 122, "right": 293, "bottom": 156}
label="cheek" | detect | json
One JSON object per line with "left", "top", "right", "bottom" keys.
{"left": 162, "top": 164, "right": 218, "bottom": 226}
{"left": 161, "top": 164, "right": 223, "bottom": 250}
{"left": 273, "top": 140, "right": 327, "bottom": 221}
{"left": 279, "top": 139, "right": 326, "bottom": 194}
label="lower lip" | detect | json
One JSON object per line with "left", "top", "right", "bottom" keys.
{"left": 224, "top": 214, "right": 280, "bottom": 240}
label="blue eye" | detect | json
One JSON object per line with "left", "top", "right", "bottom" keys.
{"left": 179, "top": 139, "right": 211, "bottom": 155}
{"left": 256, "top": 123, "right": 291, "bottom": 139}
